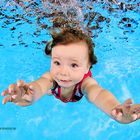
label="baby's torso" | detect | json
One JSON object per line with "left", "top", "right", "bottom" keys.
{"left": 60, "top": 87, "right": 75, "bottom": 99}
{"left": 47, "top": 70, "right": 92, "bottom": 103}
{"left": 50, "top": 81, "right": 84, "bottom": 103}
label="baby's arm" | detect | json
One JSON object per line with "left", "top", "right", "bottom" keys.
{"left": 28, "top": 72, "right": 54, "bottom": 101}
{"left": 82, "top": 77, "right": 120, "bottom": 116}
{"left": 82, "top": 77, "right": 140, "bottom": 123}
{"left": 1, "top": 72, "right": 53, "bottom": 106}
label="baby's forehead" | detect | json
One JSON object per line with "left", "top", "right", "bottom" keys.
{"left": 52, "top": 47, "right": 88, "bottom": 61}
{"left": 52, "top": 53, "right": 86, "bottom": 62}
{"left": 52, "top": 42, "right": 88, "bottom": 55}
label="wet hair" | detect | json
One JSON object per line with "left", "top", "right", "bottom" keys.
{"left": 45, "top": 28, "right": 97, "bottom": 69}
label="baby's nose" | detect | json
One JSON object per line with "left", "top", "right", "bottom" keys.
{"left": 60, "top": 66, "right": 68, "bottom": 76}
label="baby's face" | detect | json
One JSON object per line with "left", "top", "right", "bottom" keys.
{"left": 50, "top": 41, "right": 90, "bottom": 88}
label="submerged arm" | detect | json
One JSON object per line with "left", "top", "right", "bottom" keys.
{"left": 1, "top": 72, "right": 53, "bottom": 106}
{"left": 82, "top": 77, "right": 140, "bottom": 123}
{"left": 29, "top": 72, "right": 53, "bottom": 102}
{"left": 83, "top": 77, "right": 120, "bottom": 116}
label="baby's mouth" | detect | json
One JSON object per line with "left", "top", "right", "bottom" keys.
{"left": 57, "top": 79, "right": 72, "bottom": 83}
{"left": 60, "top": 80, "right": 72, "bottom": 83}
{"left": 56, "top": 77, "right": 72, "bottom": 83}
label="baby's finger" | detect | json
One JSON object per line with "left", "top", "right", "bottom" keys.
{"left": 111, "top": 109, "right": 117, "bottom": 117}
{"left": 132, "top": 107, "right": 140, "bottom": 114}
{"left": 1, "top": 89, "right": 9, "bottom": 96}
{"left": 26, "top": 84, "right": 36, "bottom": 94}
{"left": 137, "top": 113, "right": 140, "bottom": 119}
{"left": 131, "top": 114, "right": 138, "bottom": 121}
{"left": 131, "top": 108, "right": 140, "bottom": 121}
{"left": 17, "top": 80, "right": 26, "bottom": 87}
{"left": 22, "top": 94, "right": 33, "bottom": 103}
{"left": 113, "top": 105, "right": 123, "bottom": 114}
{"left": 2, "top": 95, "right": 14, "bottom": 104}
{"left": 8, "top": 84, "right": 17, "bottom": 94}
{"left": 111, "top": 109, "right": 123, "bottom": 120}
{"left": 116, "top": 112, "right": 123, "bottom": 121}
{"left": 124, "top": 98, "right": 133, "bottom": 107}
{"left": 28, "top": 85, "right": 35, "bottom": 91}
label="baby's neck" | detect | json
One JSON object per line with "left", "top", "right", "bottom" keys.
{"left": 61, "top": 85, "right": 75, "bottom": 91}
{"left": 60, "top": 85, "right": 75, "bottom": 99}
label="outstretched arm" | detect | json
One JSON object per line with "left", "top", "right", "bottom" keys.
{"left": 82, "top": 77, "right": 140, "bottom": 124}
{"left": 1, "top": 72, "right": 53, "bottom": 106}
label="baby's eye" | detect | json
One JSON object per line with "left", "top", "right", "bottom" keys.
{"left": 71, "top": 63, "right": 78, "bottom": 68}
{"left": 53, "top": 61, "right": 60, "bottom": 66}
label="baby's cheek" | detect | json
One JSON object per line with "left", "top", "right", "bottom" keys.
{"left": 72, "top": 72, "right": 84, "bottom": 82}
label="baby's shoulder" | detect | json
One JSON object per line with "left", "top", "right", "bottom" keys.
{"left": 81, "top": 77, "right": 98, "bottom": 91}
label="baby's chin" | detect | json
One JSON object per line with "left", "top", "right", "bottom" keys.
{"left": 57, "top": 81, "right": 74, "bottom": 88}
{"left": 55, "top": 80, "right": 74, "bottom": 88}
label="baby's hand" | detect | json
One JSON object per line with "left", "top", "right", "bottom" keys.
{"left": 111, "top": 98, "right": 140, "bottom": 123}
{"left": 1, "top": 80, "right": 34, "bottom": 106}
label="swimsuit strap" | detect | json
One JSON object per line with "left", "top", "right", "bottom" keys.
{"left": 69, "top": 70, "right": 92, "bottom": 102}
{"left": 51, "top": 70, "right": 92, "bottom": 102}
{"left": 78, "top": 70, "right": 92, "bottom": 95}
{"left": 51, "top": 81, "right": 61, "bottom": 98}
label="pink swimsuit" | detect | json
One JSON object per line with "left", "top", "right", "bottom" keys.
{"left": 51, "top": 70, "right": 92, "bottom": 103}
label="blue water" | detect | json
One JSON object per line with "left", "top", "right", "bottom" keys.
{"left": 0, "top": 1, "right": 140, "bottom": 140}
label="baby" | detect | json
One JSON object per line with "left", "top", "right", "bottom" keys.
{"left": 1, "top": 28, "right": 140, "bottom": 124}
